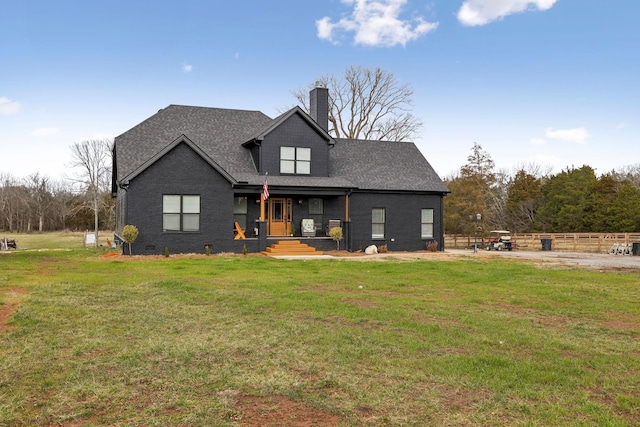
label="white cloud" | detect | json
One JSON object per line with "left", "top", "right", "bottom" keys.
{"left": 317, "top": 0, "right": 439, "bottom": 47}
{"left": 616, "top": 122, "right": 629, "bottom": 129}
{"left": 0, "top": 97, "right": 21, "bottom": 115}
{"left": 457, "top": 0, "right": 558, "bottom": 27}
{"left": 182, "top": 64, "right": 193, "bottom": 73}
{"left": 530, "top": 137, "right": 546, "bottom": 145}
{"left": 545, "top": 127, "right": 590, "bottom": 144}
{"left": 31, "top": 127, "right": 60, "bottom": 137}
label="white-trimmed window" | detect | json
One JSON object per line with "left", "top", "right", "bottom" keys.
{"left": 163, "top": 195, "right": 200, "bottom": 232}
{"left": 280, "top": 147, "right": 311, "bottom": 175}
{"left": 372, "top": 208, "right": 385, "bottom": 239}
{"left": 421, "top": 209, "right": 434, "bottom": 239}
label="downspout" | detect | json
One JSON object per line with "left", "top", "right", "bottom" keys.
{"left": 115, "top": 180, "right": 130, "bottom": 246}
{"left": 440, "top": 194, "right": 445, "bottom": 251}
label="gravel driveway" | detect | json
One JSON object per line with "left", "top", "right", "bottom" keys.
{"left": 274, "top": 247, "right": 640, "bottom": 271}
{"left": 341, "top": 249, "right": 640, "bottom": 271}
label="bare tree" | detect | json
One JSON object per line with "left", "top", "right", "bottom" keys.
{"left": 511, "top": 161, "right": 553, "bottom": 180}
{"left": 48, "top": 179, "right": 74, "bottom": 230}
{"left": 0, "top": 172, "right": 14, "bottom": 231}
{"left": 0, "top": 173, "right": 29, "bottom": 232}
{"left": 68, "top": 139, "right": 113, "bottom": 247}
{"left": 610, "top": 163, "right": 640, "bottom": 189}
{"left": 292, "top": 66, "right": 422, "bottom": 141}
{"left": 25, "top": 173, "right": 52, "bottom": 233}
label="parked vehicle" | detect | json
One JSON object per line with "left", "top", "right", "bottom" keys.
{"left": 486, "top": 230, "right": 513, "bottom": 251}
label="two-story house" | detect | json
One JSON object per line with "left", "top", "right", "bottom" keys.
{"left": 112, "top": 87, "right": 449, "bottom": 255}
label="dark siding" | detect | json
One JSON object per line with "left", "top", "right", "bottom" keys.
{"left": 124, "top": 142, "right": 235, "bottom": 255}
{"left": 284, "top": 196, "right": 345, "bottom": 237}
{"left": 348, "top": 192, "right": 444, "bottom": 252}
{"left": 249, "top": 145, "right": 260, "bottom": 172}
{"left": 260, "top": 113, "right": 330, "bottom": 177}
{"left": 115, "top": 188, "right": 127, "bottom": 235}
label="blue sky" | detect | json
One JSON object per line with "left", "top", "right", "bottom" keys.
{"left": 1, "top": 0, "right": 638, "bottom": 181}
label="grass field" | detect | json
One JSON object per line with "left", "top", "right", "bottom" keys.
{"left": 1, "top": 235, "right": 639, "bottom": 426}
{"left": 0, "top": 231, "right": 113, "bottom": 250}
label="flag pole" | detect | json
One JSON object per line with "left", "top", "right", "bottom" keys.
{"left": 260, "top": 173, "right": 268, "bottom": 222}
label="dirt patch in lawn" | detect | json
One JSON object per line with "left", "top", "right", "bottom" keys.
{"left": 230, "top": 393, "right": 341, "bottom": 426}
{"left": 0, "top": 287, "right": 27, "bottom": 333}
{"left": 602, "top": 312, "right": 640, "bottom": 332}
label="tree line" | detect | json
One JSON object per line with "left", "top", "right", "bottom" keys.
{"left": 445, "top": 143, "right": 640, "bottom": 235}
{"left": 3, "top": 68, "right": 638, "bottom": 238}
{"left": 0, "top": 139, "right": 114, "bottom": 236}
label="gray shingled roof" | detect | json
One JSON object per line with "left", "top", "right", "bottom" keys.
{"left": 115, "top": 104, "right": 448, "bottom": 193}
{"left": 115, "top": 105, "right": 272, "bottom": 180}
{"left": 330, "top": 139, "right": 450, "bottom": 193}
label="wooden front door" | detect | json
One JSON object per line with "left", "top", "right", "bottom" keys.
{"left": 268, "top": 198, "right": 292, "bottom": 236}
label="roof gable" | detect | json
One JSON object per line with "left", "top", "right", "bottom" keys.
{"left": 119, "top": 135, "right": 235, "bottom": 185}
{"left": 115, "top": 105, "right": 272, "bottom": 181}
{"left": 243, "top": 106, "right": 334, "bottom": 147}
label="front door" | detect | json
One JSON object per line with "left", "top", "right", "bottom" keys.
{"left": 268, "top": 198, "right": 292, "bottom": 236}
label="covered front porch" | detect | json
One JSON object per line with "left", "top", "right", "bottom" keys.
{"left": 232, "top": 190, "right": 352, "bottom": 253}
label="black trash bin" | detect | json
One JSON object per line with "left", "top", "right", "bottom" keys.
{"left": 541, "top": 238, "right": 552, "bottom": 251}
{"left": 632, "top": 242, "right": 640, "bottom": 256}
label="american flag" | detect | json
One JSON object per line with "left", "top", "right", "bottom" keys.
{"left": 262, "top": 176, "right": 269, "bottom": 200}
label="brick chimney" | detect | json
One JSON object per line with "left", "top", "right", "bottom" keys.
{"left": 309, "top": 85, "right": 329, "bottom": 132}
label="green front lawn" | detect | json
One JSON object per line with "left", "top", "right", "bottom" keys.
{"left": 1, "top": 248, "right": 639, "bottom": 426}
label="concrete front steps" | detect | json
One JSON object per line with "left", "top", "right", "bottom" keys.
{"left": 262, "top": 240, "right": 324, "bottom": 256}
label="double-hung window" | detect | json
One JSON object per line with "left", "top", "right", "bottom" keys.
{"left": 372, "top": 208, "right": 385, "bottom": 239}
{"left": 280, "top": 147, "right": 311, "bottom": 175}
{"left": 421, "top": 209, "right": 434, "bottom": 239}
{"left": 163, "top": 195, "right": 200, "bottom": 232}
{"left": 308, "top": 198, "right": 323, "bottom": 228}
{"left": 233, "top": 197, "right": 248, "bottom": 230}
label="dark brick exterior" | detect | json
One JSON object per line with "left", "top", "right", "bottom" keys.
{"left": 114, "top": 100, "right": 448, "bottom": 255}
{"left": 124, "top": 142, "right": 236, "bottom": 255}
{"left": 310, "top": 86, "right": 329, "bottom": 132}
{"left": 347, "top": 192, "right": 444, "bottom": 252}
{"left": 259, "top": 113, "right": 331, "bottom": 177}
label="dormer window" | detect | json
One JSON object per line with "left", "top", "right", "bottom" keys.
{"left": 280, "top": 146, "right": 311, "bottom": 175}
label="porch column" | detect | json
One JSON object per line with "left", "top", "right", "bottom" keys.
{"left": 344, "top": 193, "right": 352, "bottom": 252}
{"left": 345, "top": 193, "right": 349, "bottom": 221}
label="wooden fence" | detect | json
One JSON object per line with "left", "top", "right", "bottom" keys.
{"left": 445, "top": 233, "right": 640, "bottom": 253}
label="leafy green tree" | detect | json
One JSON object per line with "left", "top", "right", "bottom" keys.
{"left": 443, "top": 175, "right": 476, "bottom": 235}
{"left": 606, "top": 181, "right": 640, "bottom": 232}
{"left": 506, "top": 170, "right": 544, "bottom": 232}
{"left": 586, "top": 174, "right": 618, "bottom": 231}
{"left": 460, "top": 142, "right": 496, "bottom": 189}
{"left": 444, "top": 143, "right": 497, "bottom": 235}
{"left": 538, "top": 166, "right": 600, "bottom": 232}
